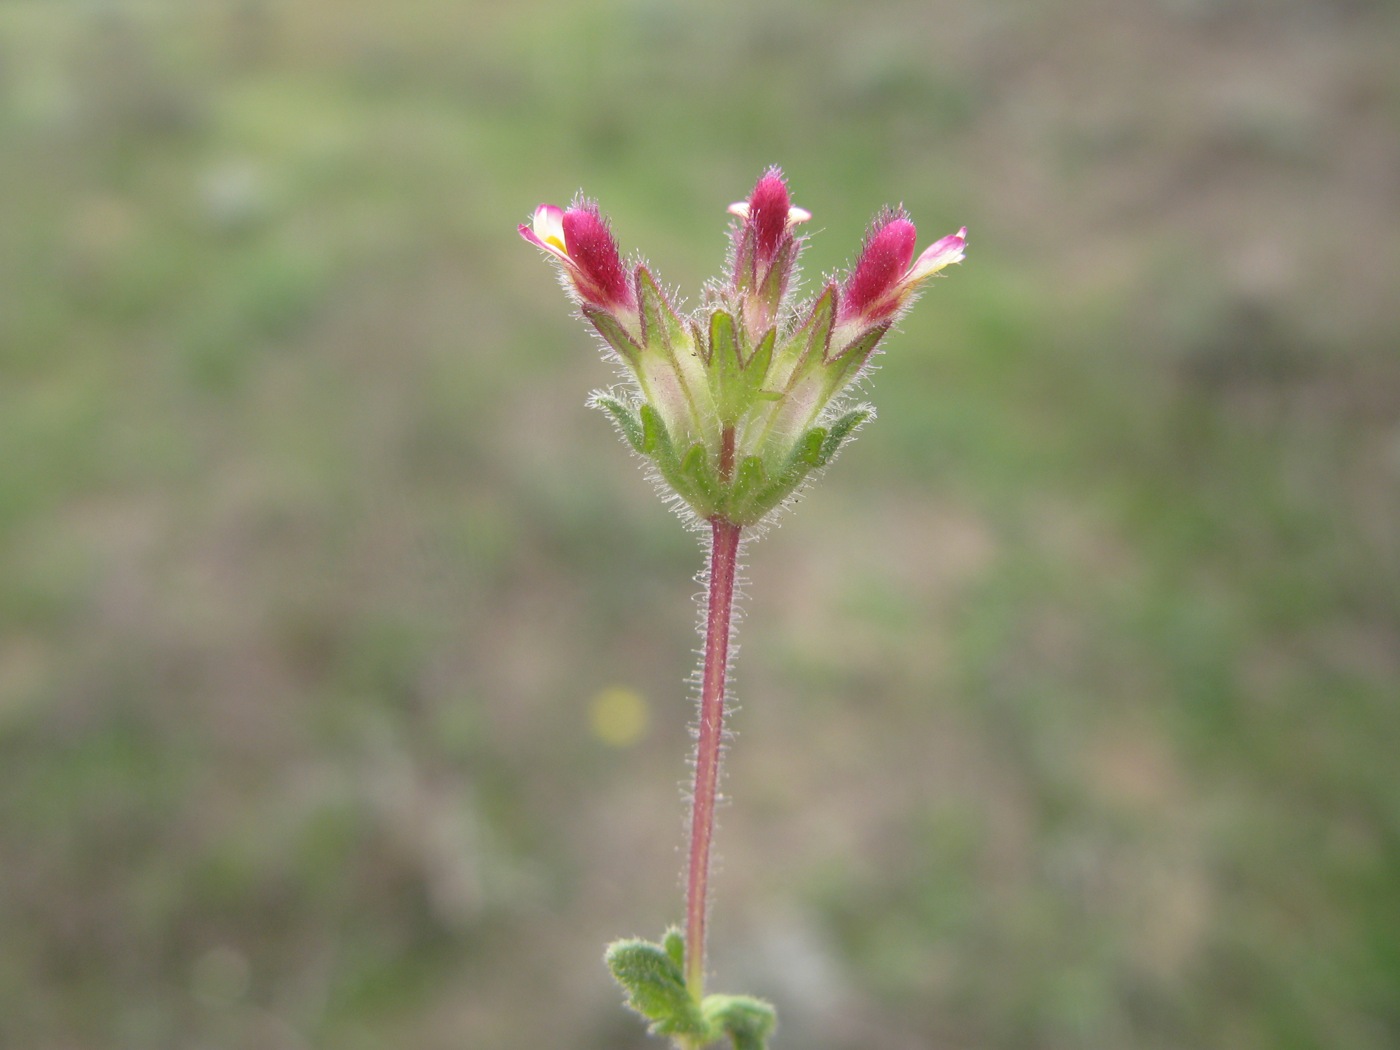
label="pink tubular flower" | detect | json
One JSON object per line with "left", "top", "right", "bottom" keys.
{"left": 517, "top": 169, "right": 968, "bottom": 526}
{"left": 727, "top": 169, "right": 811, "bottom": 324}
{"left": 519, "top": 201, "right": 636, "bottom": 314}
{"left": 839, "top": 212, "right": 967, "bottom": 327}
{"left": 727, "top": 170, "right": 811, "bottom": 275}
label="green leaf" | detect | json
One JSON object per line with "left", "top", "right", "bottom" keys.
{"left": 605, "top": 937, "right": 708, "bottom": 1039}
{"left": 728, "top": 455, "right": 767, "bottom": 517}
{"left": 679, "top": 442, "right": 721, "bottom": 506}
{"left": 703, "top": 994, "right": 776, "bottom": 1050}
{"left": 605, "top": 931, "right": 775, "bottom": 1049}
{"left": 593, "top": 394, "right": 646, "bottom": 454}
{"left": 731, "top": 427, "right": 830, "bottom": 523}
{"left": 793, "top": 426, "right": 826, "bottom": 468}
{"left": 639, "top": 403, "right": 672, "bottom": 457}
{"left": 663, "top": 927, "right": 686, "bottom": 971}
{"left": 816, "top": 406, "right": 872, "bottom": 466}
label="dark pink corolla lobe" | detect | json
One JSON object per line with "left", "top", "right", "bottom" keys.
{"left": 726, "top": 168, "right": 811, "bottom": 306}
{"left": 747, "top": 169, "right": 793, "bottom": 264}
{"left": 562, "top": 204, "right": 635, "bottom": 312}
{"left": 518, "top": 200, "right": 636, "bottom": 314}
{"left": 840, "top": 212, "right": 918, "bottom": 323}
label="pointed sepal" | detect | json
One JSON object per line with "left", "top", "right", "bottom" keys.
{"left": 636, "top": 265, "right": 718, "bottom": 448}
{"left": 637, "top": 266, "right": 688, "bottom": 357}
{"left": 584, "top": 305, "right": 641, "bottom": 365}
{"left": 638, "top": 402, "right": 673, "bottom": 458}
{"left": 709, "top": 312, "right": 776, "bottom": 424}
{"left": 765, "top": 284, "right": 837, "bottom": 396}
{"left": 591, "top": 393, "right": 646, "bottom": 454}
{"left": 722, "top": 406, "right": 873, "bottom": 524}
{"left": 678, "top": 442, "right": 723, "bottom": 511}
{"left": 818, "top": 405, "right": 873, "bottom": 466}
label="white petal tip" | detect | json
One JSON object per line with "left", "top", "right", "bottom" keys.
{"left": 908, "top": 228, "right": 968, "bottom": 280}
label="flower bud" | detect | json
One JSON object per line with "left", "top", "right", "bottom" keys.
{"left": 519, "top": 201, "right": 636, "bottom": 315}
{"left": 839, "top": 211, "right": 916, "bottom": 325}
{"left": 520, "top": 172, "right": 964, "bottom": 527}
{"left": 839, "top": 213, "right": 966, "bottom": 330}
{"left": 727, "top": 168, "right": 811, "bottom": 331}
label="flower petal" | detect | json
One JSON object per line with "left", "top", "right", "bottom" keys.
{"left": 747, "top": 170, "right": 794, "bottom": 261}
{"left": 562, "top": 204, "right": 635, "bottom": 312}
{"left": 907, "top": 227, "right": 967, "bottom": 282}
{"left": 520, "top": 203, "right": 571, "bottom": 263}
{"left": 841, "top": 212, "right": 918, "bottom": 322}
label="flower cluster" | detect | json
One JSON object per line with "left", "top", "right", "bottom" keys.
{"left": 520, "top": 168, "right": 966, "bottom": 526}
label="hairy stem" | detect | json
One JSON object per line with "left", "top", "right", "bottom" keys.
{"left": 685, "top": 515, "right": 743, "bottom": 1000}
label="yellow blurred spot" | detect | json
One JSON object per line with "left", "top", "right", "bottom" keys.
{"left": 589, "top": 685, "right": 650, "bottom": 748}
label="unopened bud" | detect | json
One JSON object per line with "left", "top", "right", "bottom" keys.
{"left": 839, "top": 211, "right": 918, "bottom": 325}
{"left": 520, "top": 171, "right": 964, "bottom": 527}
{"left": 519, "top": 201, "right": 636, "bottom": 315}
{"left": 727, "top": 168, "right": 811, "bottom": 331}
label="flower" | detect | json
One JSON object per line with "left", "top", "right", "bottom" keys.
{"left": 838, "top": 211, "right": 967, "bottom": 329}
{"left": 726, "top": 170, "right": 812, "bottom": 276}
{"left": 727, "top": 168, "right": 811, "bottom": 331}
{"left": 519, "top": 201, "right": 636, "bottom": 314}
{"left": 519, "top": 171, "right": 965, "bottom": 526}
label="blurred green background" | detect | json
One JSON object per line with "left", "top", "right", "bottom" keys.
{"left": 2, "top": 1, "right": 1398, "bottom": 1047}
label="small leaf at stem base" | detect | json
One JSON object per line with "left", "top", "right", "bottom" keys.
{"left": 606, "top": 931, "right": 777, "bottom": 1048}
{"left": 605, "top": 935, "right": 707, "bottom": 1039}
{"left": 703, "top": 994, "right": 777, "bottom": 1050}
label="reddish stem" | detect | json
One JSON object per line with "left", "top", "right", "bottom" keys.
{"left": 719, "top": 425, "right": 737, "bottom": 482}
{"left": 685, "top": 515, "right": 743, "bottom": 998}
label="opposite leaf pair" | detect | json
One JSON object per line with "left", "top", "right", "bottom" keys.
{"left": 607, "top": 930, "right": 775, "bottom": 1050}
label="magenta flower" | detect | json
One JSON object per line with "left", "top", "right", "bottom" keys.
{"left": 519, "top": 201, "right": 636, "bottom": 315}
{"left": 727, "top": 169, "right": 811, "bottom": 283}
{"left": 838, "top": 211, "right": 967, "bottom": 329}
{"left": 518, "top": 171, "right": 964, "bottom": 527}
{"left": 726, "top": 168, "right": 811, "bottom": 330}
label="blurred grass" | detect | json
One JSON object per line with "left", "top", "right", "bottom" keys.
{"left": 2, "top": 1, "right": 1398, "bottom": 1048}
